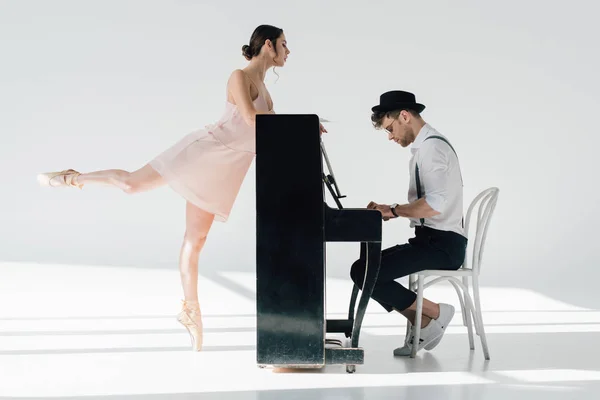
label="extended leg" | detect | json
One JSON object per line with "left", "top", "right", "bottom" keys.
{"left": 38, "top": 163, "right": 165, "bottom": 193}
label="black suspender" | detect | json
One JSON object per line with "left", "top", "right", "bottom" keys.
{"left": 415, "top": 135, "right": 464, "bottom": 227}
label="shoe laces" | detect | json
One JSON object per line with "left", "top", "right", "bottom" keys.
{"left": 181, "top": 300, "right": 201, "bottom": 315}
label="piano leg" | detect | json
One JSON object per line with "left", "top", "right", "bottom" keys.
{"left": 346, "top": 242, "right": 369, "bottom": 339}
{"left": 325, "top": 240, "right": 382, "bottom": 373}
{"left": 349, "top": 241, "right": 382, "bottom": 349}
{"left": 346, "top": 285, "right": 359, "bottom": 338}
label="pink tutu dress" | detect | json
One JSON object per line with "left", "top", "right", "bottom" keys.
{"left": 149, "top": 93, "right": 272, "bottom": 222}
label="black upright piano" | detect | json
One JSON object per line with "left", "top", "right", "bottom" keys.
{"left": 255, "top": 114, "right": 383, "bottom": 373}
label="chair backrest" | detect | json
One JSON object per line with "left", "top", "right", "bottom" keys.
{"left": 462, "top": 187, "right": 499, "bottom": 274}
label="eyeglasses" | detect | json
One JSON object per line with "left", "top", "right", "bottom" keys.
{"left": 384, "top": 120, "right": 394, "bottom": 134}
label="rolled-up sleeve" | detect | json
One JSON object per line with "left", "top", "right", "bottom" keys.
{"left": 418, "top": 144, "right": 450, "bottom": 213}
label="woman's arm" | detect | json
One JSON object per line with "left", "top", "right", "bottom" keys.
{"left": 227, "top": 70, "right": 274, "bottom": 127}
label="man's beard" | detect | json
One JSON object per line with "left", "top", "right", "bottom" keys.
{"left": 400, "top": 128, "right": 414, "bottom": 147}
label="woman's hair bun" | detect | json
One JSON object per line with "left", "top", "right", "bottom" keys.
{"left": 242, "top": 44, "right": 253, "bottom": 60}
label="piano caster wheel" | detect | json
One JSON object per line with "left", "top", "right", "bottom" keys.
{"left": 346, "top": 365, "right": 356, "bottom": 374}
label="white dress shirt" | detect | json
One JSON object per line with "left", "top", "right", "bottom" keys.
{"left": 407, "top": 123, "right": 465, "bottom": 237}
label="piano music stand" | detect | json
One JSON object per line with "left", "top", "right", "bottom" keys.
{"left": 321, "top": 138, "right": 345, "bottom": 210}
{"left": 255, "top": 114, "right": 382, "bottom": 373}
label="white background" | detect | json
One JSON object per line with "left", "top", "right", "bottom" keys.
{"left": 1, "top": 0, "right": 598, "bottom": 310}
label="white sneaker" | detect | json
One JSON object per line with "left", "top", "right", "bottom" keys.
{"left": 393, "top": 319, "right": 443, "bottom": 357}
{"left": 424, "top": 303, "right": 455, "bottom": 351}
{"left": 392, "top": 327, "right": 414, "bottom": 356}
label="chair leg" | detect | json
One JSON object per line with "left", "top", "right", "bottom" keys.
{"left": 449, "top": 279, "right": 474, "bottom": 351}
{"left": 411, "top": 275, "right": 424, "bottom": 358}
{"left": 471, "top": 278, "right": 481, "bottom": 336}
{"left": 473, "top": 276, "right": 490, "bottom": 360}
{"left": 406, "top": 274, "right": 416, "bottom": 338}
{"left": 459, "top": 279, "right": 467, "bottom": 327}
{"left": 462, "top": 276, "right": 475, "bottom": 350}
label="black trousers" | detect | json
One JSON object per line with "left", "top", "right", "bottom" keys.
{"left": 350, "top": 226, "right": 468, "bottom": 312}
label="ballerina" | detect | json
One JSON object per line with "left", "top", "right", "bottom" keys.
{"left": 38, "top": 24, "right": 325, "bottom": 351}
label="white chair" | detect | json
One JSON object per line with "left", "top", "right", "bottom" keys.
{"left": 408, "top": 187, "right": 499, "bottom": 360}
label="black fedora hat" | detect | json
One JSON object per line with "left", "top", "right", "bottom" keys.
{"left": 371, "top": 90, "right": 426, "bottom": 113}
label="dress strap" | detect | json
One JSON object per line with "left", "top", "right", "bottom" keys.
{"left": 241, "top": 70, "right": 260, "bottom": 97}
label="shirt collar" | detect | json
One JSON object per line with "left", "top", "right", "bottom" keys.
{"left": 410, "top": 123, "right": 433, "bottom": 153}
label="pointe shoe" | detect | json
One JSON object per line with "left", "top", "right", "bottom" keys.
{"left": 37, "top": 169, "right": 83, "bottom": 189}
{"left": 177, "top": 300, "right": 203, "bottom": 351}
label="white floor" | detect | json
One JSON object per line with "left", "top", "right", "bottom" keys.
{"left": 1, "top": 261, "right": 599, "bottom": 399}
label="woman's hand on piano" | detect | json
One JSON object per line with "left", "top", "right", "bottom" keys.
{"left": 319, "top": 122, "right": 327, "bottom": 135}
